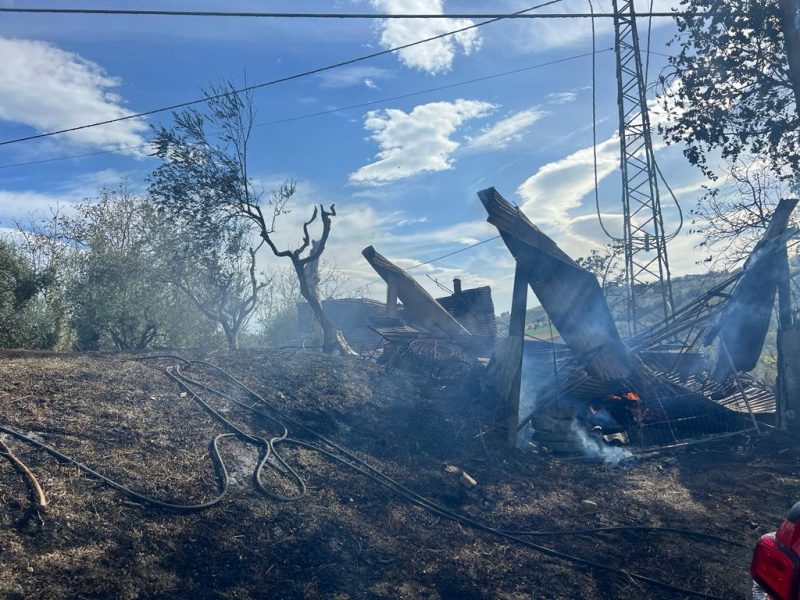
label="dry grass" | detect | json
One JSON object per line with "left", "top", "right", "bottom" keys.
{"left": 1, "top": 349, "right": 797, "bottom": 599}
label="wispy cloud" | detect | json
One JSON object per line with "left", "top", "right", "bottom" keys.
{"left": 546, "top": 91, "right": 578, "bottom": 105}
{"left": 510, "top": 0, "right": 678, "bottom": 52}
{"left": 517, "top": 135, "right": 619, "bottom": 227}
{"left": 370, "top": 0, "right": 482, "bottom": 75}
{"left": 467, "top": 107, "right": 547, "bottom": 151}
{"left": 0, "top": 37, "right": 148, "bottom": 153}
{"left": 350, "top": 99, "right": 496, "bottom": 185}
{"left": 317, "top": 65, "right": 394, "bottom": 89}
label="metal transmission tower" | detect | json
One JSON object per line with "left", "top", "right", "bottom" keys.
{"left": 611, "top": 0, "right": 675, "bottom": 335}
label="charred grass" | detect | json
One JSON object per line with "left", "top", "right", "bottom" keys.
{"left": 0, "top": 349, "right": 797, "bottom": 599}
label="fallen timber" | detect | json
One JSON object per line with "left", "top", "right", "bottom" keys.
{"left": 476, "top": 186, "right": 765, "bottom": 449}
{"left": 362, "top": 245, "right": 471, "bottom": 339}
{"left": 477, "top": 187, "right": 634, "bottom": 381}
{"left": 705, "top": 198, "right": 799, "bottom": 382}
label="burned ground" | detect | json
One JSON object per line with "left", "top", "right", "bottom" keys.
{"left": 0, "top": 349, "right": 797, "bottom": 599}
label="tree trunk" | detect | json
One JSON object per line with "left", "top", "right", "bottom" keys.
{"left": 226, "top": 328, "right": 239, "bottom": 350}
{"left": 293, "top": 261, "right": 354, "bottom": 354}
{"left": 220, "top": 322, "right": 239, "bottom": 350}
{"left": 779, "top": 0, "right": 800, "bottom": 106}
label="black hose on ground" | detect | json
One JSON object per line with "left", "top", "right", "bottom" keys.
{"left": 0, "top": 354, "right": 743, "bottom": 599}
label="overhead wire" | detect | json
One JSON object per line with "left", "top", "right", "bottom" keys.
{"left": 0, "top": 1, "right": 565, "bottom": 148}
{"left": 0, "top": 49, "right": 614, "bottom": 171}
{"left": 589, "top": 0, "right": 623, "bottom": 243}
{"left": 0, "top": 8, "right": 700, "bottom": 19}
{"left": 0, "top": 355, "right": 740, "bottom": 599}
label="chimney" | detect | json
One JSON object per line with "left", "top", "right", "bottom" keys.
{"left": 453, "top": 277, "right": 462, "bottom": 295}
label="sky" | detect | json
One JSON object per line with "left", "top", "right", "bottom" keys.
{"left": 0, "top": 0, "right": 718, "bottom": 312}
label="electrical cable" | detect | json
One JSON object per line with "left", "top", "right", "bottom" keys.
{"left": 645, "top": 0, "right": 655, "bottom": 83}
{"left": 589, "top": 0, "right": 624, "bottom": 243}
{"left": 501, "top": 525, "right": 745, "bottom": 547}
{"left": 655, "top": 159, "right": 685, "bottom": 241}
{"left": 0, "top": 355, "right": 742, "bottom": 599}
{"left": 0, "top": 1, "right": 564, "bottom": 148}
{"left": 0, "top": 8, "right": 699, "bottom": 19}
{"left": 0, "top": 48, "right": 613, "bottom": 171}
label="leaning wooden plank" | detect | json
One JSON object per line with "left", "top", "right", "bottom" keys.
{"left": 362, "top": 246, "right": 471, "bottom": 338}
{"left": 477, "top": 187, "right": 633, "bottom": 381}
{"left": 707, "top": 198, "right": 799, "bottom": 381}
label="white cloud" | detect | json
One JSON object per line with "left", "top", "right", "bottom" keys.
{"left": 0, "top": 37, "right": 148, "bottom": 152}
{"left": 467, "top": 107, "right": 546, "bottom": 151}
{"left": 350, "top": 99, "right": 496, "bottom": 185}
{"left": 510, "top": 0, "right": 679, "bottom": 52}
{"left": 546, "top": 91, "right": 578, "bottom": 105}
{"left": 370, "top": 0, "right": 482, "bottom": 75}
{"left": 0, "top": 190, "right": 76, "bottom": 224}
{"left": 456, "top": 237, "right": 479, "bottom": 245}
{"left": 397, "top": 216, "right": 428, "bottom": 226}
{"left": 517, "top": 135, "right": 619, "bottom": 227}
{"left": 317, "top": 65, "right": 394, "bottom": 88}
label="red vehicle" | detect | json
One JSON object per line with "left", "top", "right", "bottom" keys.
{"left": 750, "top": 501, "right": 800, "bottom": 599}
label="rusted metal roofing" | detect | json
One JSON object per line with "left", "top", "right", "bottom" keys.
{"left": 296, "top": 284, "right": 498, "bottom": 356}
{"left": 435, "top": 286, "right": 497, "bottom": 339}
{"left": 477, "top": 186, "right": 634, "bottom": 381}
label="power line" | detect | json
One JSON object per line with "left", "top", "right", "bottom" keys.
{"left": 0, "top": 2, "right": 562, "bottom": 149}
{"left": 0, "top": 8, "right": 700, "bottom": 19}
{"left": 0, "top": 48, "right": 613, "bottom": 171}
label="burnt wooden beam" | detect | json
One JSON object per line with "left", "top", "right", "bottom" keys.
{"left": 477, "top": 186, "right": 634, "bottom": 381}
{"left": 362, "top": 246, "right": 470, "bottom": 338}
{"left": 504, "top": 261, "right": 530, "bottom": 446}
{"left": 707, "top": 198, "right": 799, "bottom": 381}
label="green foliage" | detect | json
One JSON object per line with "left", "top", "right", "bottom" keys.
{"left": 660, "top": 0, "right": 798, "bottom": 180}
{"left": 0, "top": 239, "right": 45, "bottom": 348}
{"left": 66, "top": 182, "right": 218, "bottom": 351}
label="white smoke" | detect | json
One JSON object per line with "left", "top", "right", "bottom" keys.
{"left": 570, "top": 420, "right": 633, "bottom": 466}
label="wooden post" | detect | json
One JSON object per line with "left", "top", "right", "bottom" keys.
{"left": 505, "top": 261, "right": 530, "bottom": 447}
{"left": 778, "top": 328, "right": 800, "bottom": 435}
{"left": 386, "top": 276, "right": 398, "bottom": 318}
{"left": 777, "top": 241, "right": 797, "bottom": 431}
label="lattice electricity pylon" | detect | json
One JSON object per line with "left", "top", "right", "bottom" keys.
{"left": 612, "top": 0, "right": 675, "bottom": 335}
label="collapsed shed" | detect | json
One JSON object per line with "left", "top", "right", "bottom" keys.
{"left": 476, "top": 186, "right": 781, "bottom": 452}
{"left": 296, "top": 248, "right": 497, "bottom": 363}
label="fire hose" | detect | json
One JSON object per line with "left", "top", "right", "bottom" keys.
{"left": 0, "top": 354, "right": 742, "bottom": 599}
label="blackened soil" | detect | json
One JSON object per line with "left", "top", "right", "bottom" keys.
{"left": 1, "top": 349, "right": 796, "bottom": 599}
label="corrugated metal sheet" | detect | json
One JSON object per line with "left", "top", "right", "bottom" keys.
{"left": 436, "top": 286, "right": 497, "bottom": 338}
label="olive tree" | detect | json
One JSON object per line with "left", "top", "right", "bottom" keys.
{"left": 154, "top": 216, "right": 266, "bottom": 350}
{"left": 66, "top": 183, "right": 170, "bottom": 351}
{"left": 149, "top": 80, "right": 353, "bottom": 354}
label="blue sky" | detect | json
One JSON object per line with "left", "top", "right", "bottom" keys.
{"left": 0, "top": 0, "right": 715, "bottom": 310}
